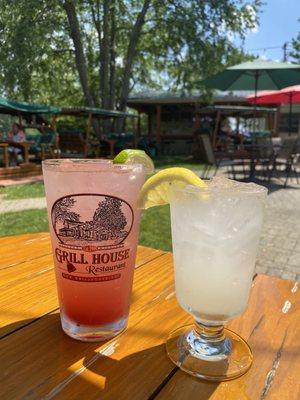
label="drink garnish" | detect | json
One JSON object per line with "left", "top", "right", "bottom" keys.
{"left": 137, "top": 167, "right": 207, "bottom": 209}
{"left": 113, "top": 149, "right": 154, "bottom": 174}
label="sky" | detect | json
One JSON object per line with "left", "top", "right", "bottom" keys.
{"left": 237, "top": 0, "right": 299, "bottom": 61}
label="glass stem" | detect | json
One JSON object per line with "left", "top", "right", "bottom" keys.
{"left": 194, "top": 321, "right": 225, "bottom": 343}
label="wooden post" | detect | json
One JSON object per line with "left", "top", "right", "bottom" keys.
{"left": 18, "top": 114, "right": 22, "bottom": 126}
{"left": 0, "top": 144, "right": 9, "bottom": 168}
{"left": 194, "top": 103, "right": 200, "bottom": 129}
{"left": 212, "top": 111, "right": 221, "bottom": 148}
{"left": 148, "top": 113, "right": 152, "bottom": 138}
{"left": 136, "top": 112, "right": 141, "bottom": 147}
{"left": 156, "top": 105, "right": 161, "bottom": 154}
{"left": 195, "top": 113, "right": 200, "bottom": 129}
{"left": 85, "top": 113, "right": 92, "bottom": 157}
{"left": 51, "top": 114, "right": 60, "bottom": 158}
{"left": 274, "top": 107, "right": 281, "bottom": 136}
{"left": 236, "top": 116, "right": 240, "bottom": 133}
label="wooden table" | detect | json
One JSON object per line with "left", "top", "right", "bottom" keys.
{"left": 1, "top": 233, "right": 299, "bottom": 400}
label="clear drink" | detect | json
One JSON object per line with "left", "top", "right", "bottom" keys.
{"left": 43, "top": 159, "right": 145, "bottom": 341}
{"left": 170, "top": 178, "right": 265, "bottom": 324}
{"left": 167, "top": 176, "right": 267, "bottom": 381}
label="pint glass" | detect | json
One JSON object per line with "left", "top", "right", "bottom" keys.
{"left": 43, "top": 159, "right": 145, "bottom": 341}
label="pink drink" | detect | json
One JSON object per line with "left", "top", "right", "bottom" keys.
{"left": 43, "top": 159, "right": 145, "bottom": 341}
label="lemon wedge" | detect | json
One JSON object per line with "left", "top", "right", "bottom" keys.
{"left": 138, "top": 167, "right": 207, "bottom": 209}
{"left": 113, "top": 149, "right": 154, "bottom": 174}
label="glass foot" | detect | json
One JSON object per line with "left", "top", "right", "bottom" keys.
{"left": 166, "top": 324, "right": 252, "bottom": 381}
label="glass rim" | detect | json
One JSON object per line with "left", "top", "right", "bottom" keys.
{"left": 171, "top": 182, "right": 268, "bottom": 196}
{"left": 42, "top": 158, "right": 144, "bottom": 173}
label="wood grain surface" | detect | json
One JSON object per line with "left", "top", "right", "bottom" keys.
{"left": 0, "top": 233, "right": 299, "bottom": 400}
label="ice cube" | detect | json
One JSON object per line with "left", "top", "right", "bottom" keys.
{"left": 208, "top": 175, "right": 267, "bottom": 194}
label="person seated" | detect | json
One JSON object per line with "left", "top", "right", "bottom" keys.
{"left": 8, "top": 123, "right": 26, "bottom": 166}
{"left": 216, "top": 118, "right": 232, "bottom": 151}
{"left": 218, "top": 118, "right": 247, "bottom": 150}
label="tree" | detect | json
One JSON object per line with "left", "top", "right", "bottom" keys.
{"left": 0, "top": 0, "right": 262, "bottom": 131}
{"left": 93, "top": 197, "right": 127, "bottom": 232}
{"left": 0, "top": 0, "right": 80, "bottom": 104}
{"left": 52, "top": 197, "right": 80, "bottom": 225}
{"left": 290, "top": 21, "right": 300, "bottom": 63}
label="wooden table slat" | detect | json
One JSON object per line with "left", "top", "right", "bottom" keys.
{"left": 0, "top": 232, "right": 51, "bottom": 269}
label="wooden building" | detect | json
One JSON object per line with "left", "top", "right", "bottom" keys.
{"left": 127, "top": 91, "right": 298, "bottom": 154}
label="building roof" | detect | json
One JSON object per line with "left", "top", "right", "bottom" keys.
{"left": 202, "top": 105, "right": 277, "bottom": 115}
{"left": 128, "top": 90, "right": 252, "bottom": 103}
{"left": 127, "top": 90, "right": 253, "bottom": 113}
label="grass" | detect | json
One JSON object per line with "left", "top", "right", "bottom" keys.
{"left": 154, "top": 155, "right": 204, "bottom": 171}
{"left": 0, "top": 182, "right": 45, "bottom": 200}
{"left": 0, "top": 206, "right": 172, "bottom": 251}
{"left": 0, "top": 156, "right": 202, "bottom": 249}
{"left": 140, "top": 205, "right": 172, "bottom": 251}
{"left": 0, "top": 209, "right": 49, "bottom": 237}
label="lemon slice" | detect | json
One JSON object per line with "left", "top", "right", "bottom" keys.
{"left": 138, "top": 167, "right": 206, "bottom": 209}
{"left": 113, "top": 149, "right": 154, "bottom": 174}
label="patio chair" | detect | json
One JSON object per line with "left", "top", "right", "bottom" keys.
{"left": 58, "top": 130, "right": 88, "bottom": 158}
{"left": 29, "top": 131, "right": 57, "bottom": 161}
{"left": 253, "top": 136, "right": 275, "bottom": 181}
{"left": 268, "top": 137, "right": 299, "bottom": 186}
{"left": 198, "top": 134, "right": 249, "bottom": 180}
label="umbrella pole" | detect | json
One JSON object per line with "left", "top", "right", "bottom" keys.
{"left": 249, "top": 70, "right": 259, "bottom": 182}
{"left": 253, "top": 70, "right": 258, "bottom": 136}
{"left": 288, "top": 92, "right": 293, "bottom": 136}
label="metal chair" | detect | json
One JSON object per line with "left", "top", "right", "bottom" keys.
{"left": 198, "top": 135, "right": 249, "bottom": 180}
{"left": 268, "top": 137, "right": 299, "bottom": 186}
{"left": 253, "top": 136, "right": 275, "bottom": 181}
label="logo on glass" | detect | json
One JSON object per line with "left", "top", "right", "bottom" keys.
{"left": 51, "top": 194, "right": 133, "bottom": 249}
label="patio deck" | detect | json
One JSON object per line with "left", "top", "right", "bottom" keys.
{"left": 0, "top": 163, "right": 42, "bottom": 183}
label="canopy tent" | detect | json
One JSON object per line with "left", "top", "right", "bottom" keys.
{"left": 199, "top": 105, "right": 277, "bottom": 146}
{"left": 59, "top": 106, "right": 136, "bottom": 119}
{"left": 57, "top": 107, "right": 139, "bottom": 158}
{"left": 0, "top": 97, "right": 60, "bottom": 115}
{"left": 201, "top": 104, "right": 277, "bottom": 116}
{"left": 248, "top": 86, "right": 300, "bottom": 135}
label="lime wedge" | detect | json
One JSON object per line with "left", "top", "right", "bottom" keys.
{"left": 137, "top": 167, "right": 207, "bottom": 209}
{"left": 113, "top": 149, "right": 154, "bottom": 174}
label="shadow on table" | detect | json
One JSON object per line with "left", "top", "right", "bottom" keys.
{"left": 82, "top": 343, "right": 220, "bottom": 399}
{"left": 2, "top": 314, "right": 220, "bottom": 399}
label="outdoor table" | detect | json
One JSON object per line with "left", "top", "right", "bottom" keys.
{"left": 1, "top": 232, "right": 299, "bottom": 399}
{"left": 1, "top": 140, "right": 31, "bottom": 164}
{"left": 0, "top": 143, "right": 9, "bottom": 167}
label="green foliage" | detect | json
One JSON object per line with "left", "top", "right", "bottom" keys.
{"left": 290, "top": 21, "right": 300, "bottom": 63}
{"left": 0, "top": 0, "right": 261, "bottom": 106}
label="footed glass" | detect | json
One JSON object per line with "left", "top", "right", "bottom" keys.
{"left": 167, "top": 179, "right": 267, "bottom": 381}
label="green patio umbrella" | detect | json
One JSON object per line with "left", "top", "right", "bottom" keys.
{"left": 203, "top": 60, "right": 300, "bottom": 94}
{"left": 203, "top": 59, "right": 300, "bottom": 133}
{"left": 203, "top": 60, "right": 300, "bottom": 180}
